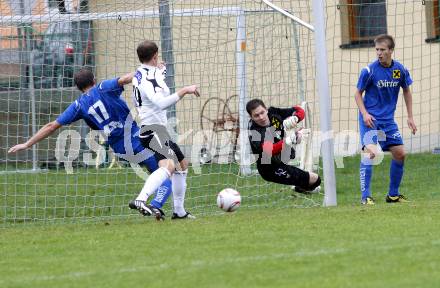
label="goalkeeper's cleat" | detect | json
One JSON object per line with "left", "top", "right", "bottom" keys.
{"left": 386, "top": 194, "right": 409, "bottom": 203}
{"left": 171, "top": 212, "right": 196, "bottom": 220}
{"left": 361, "top": 196, "right": 375, "bottom": 205}
{"left": 128, "top": 200, "right": 152, "bottom": 216}
{"left": 292, "top": 185, "right": 321, "bottom": 195}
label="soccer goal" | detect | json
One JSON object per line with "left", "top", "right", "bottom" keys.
{"left": 0, "top": 0, "right": 335, "bottom": 224}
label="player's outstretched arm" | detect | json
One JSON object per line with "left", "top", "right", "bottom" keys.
{"left": 283, "top": 105, "right": 304, "bottom": 130}
{"left": 118, "top": 72, "right": 135, "bottom": 86}
{"left": 176, "top": 85, "right": 200, "bottom": 99}
{"left": 8, "top": 121, "right": 62, "bottom": 154}
{"left": 403, "top": 87, "right": 417, "bottom": 134}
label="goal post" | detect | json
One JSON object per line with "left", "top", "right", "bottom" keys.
{"left": 261, "top": 0, "right": 337, "bottom": 206}
{"left": 235, "top": 10, "right": 253, "bottom": 176}
{"left": 311, "top": 0, "right": 337, "bottom": 206}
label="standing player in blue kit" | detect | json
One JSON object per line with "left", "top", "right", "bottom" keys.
{"left": 354, "top": 34, "right": 417, "bottom": 205}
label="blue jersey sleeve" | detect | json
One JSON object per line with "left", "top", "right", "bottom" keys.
{"left": 356, "top": 67, "right": 371, "bottom": 91}
{"left": 401, "top": 66, "right": 413, "bottom": 88}
{"left": 97, "top": 78, "right": 123, "bottom": 98}
{"left": 56, "top": 100, "right": 82, "bottom": 125}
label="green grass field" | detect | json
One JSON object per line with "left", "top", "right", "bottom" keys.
{"left": 1, "top": 153, "right": 440, "bottom": 287}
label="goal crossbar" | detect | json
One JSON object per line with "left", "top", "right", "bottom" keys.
{"left": 262, "top": 0, "right": 314, "bottom": 31}
{"left": 0, "top": 7, "right": 243, "bottom": 24}
{"left": 0, "top": 5, "right": 314, "bottom": 32}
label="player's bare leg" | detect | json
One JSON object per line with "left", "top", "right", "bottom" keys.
{"left": 363, "top": 144, "right": 380, "bottom": 160}
{"left": 389, "top": 145, "right": 405, "bottom": 162}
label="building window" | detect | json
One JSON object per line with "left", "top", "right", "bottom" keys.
{"left": 425, "top": 0, "right": 440, "bottom": 43}
{"left": 339, "top": 0, "right": 388, "bottom": 49}
{"left": 47, "top": 0, "right": 59, "bottom": 9}
{"left": 47, "top": 0, "right": 67, "bottom": 13}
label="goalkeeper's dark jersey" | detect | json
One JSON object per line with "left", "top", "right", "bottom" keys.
{"left": 248, "top": 106, "right": 298, "bottom": 166}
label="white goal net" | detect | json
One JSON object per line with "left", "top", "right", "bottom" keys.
{"left": 1, "top": 0, "right": 323, "bottom": 224}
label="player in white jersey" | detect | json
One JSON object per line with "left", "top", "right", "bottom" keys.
{"left": 129, "top": 40, "right": 200, "bottom": 219}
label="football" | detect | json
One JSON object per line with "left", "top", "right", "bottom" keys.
{"left": 217, "top": 188, "right": 241, "bottom": 212}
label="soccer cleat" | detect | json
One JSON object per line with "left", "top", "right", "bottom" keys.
{"left": 292, "top": 186, "right": 321, "bottom": 195}
{"left": 386, "top": 194, "right": 409, "bottom": 203}
{"left": 128, "top": 200, "right": 153, "bottom": 217}
{"left": 148, "top": 205, "right": 165, "bottom": 221}
{"left": 171, "top": 212, "right": 196, "bottom": 220}
{"left": 129, "top": 200, "right": 166, "bottom": 220}
{"left": 361, "top": 196, "right": 375, "bottom": 205}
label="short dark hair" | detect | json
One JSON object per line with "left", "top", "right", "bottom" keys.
{"left": 374, "top": 34, "right": 395, "bottom": 50}
{"left": 74, "top": 68, "right": 95, "bottom": 92}
{"left": 246, "top": 99, "right": 266, "bottom": 115}
{"left": 137, "top": 40, "right": 159, "bottom": 63}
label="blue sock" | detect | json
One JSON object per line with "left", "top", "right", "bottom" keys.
{"left": 150, "top": 179, "right": 172, "bottom": 209}
{"left": 141, "top": 156, "right": 172, "bottom": 209}
{"left": 360, "top": 162, "right": 373, "bottom": 200}
{"left": 389, "top": 159, "right": 404, "bottom": 197}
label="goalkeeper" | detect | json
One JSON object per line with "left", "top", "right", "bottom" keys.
{"left": 8, "top": 68, "right": 171, "bottom": 220}
{"left": 246, "top": 99, "right": 321, "bottom": 192}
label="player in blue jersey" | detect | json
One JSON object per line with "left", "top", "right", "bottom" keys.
{"left": 354, "top": 34, "right": 417, "bottom": 205}
{"left": 8, "top": 68, "right": 172, "bottom": 220}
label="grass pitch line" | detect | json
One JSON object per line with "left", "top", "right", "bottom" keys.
{"left": 8, "top": 238, "right": 440, "bottom": 285}
{"left": 3, "top": 248, "right": 347, "bottom": 285}
{"left": 190, "top": 248, "right": 347, "bottom": 267}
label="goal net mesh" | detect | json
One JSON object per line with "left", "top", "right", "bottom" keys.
{"left": 8, "top": 0, "right": 440, "bottom": 223}
{"left": 0, "top": 0, "right": 321, "bottom": 224}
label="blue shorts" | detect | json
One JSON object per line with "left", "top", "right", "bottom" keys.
{"left": 109, "top": 136, "right": 159, "bottom": 173}
{"left": 359, "top": 117, "right": 403, "bottom": 151}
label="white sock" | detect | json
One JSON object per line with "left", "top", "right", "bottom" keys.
{"left": 136, "top": 167, "right": 171, "bottom": 202}
{"left": 172, "top": 170, "right": 188, "bottom": 217}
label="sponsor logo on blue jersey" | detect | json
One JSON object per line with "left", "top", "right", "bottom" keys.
{"left": 376, "top": 80, "right": 399, "bottom": 88}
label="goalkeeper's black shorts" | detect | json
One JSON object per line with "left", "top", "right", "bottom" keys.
{"left": 139, "top": 124, "right": 185, "bottom": 164}
{"left": 257, "top": 162, "right": 310, "bottom": 189}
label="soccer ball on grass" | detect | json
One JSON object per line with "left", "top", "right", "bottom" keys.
{"left": 217, "top": 188, "right": 241, "bottom": 212}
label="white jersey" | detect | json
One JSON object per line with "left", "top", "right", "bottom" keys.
{"left": 132, "top": 64, "right": 180, "bottom": 126}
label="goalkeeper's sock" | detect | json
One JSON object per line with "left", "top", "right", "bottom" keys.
{"left": 136, "top": 167, "right": 171, "bottom": 202}
{"left": 388, "top": 159, "right": 404, "bottom": 197}
{"left": 150, "top": 178, "right": 172, "bottom": 209}
{"left": 360, "top": 161, "right": 373, "bottom": 200}
{"left": 172, "top": 170, "right": 188, "bottom": 217}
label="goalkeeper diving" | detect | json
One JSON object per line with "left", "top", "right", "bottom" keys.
{"left": 246, "top": 99, "right": 321, "bottom": 192}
